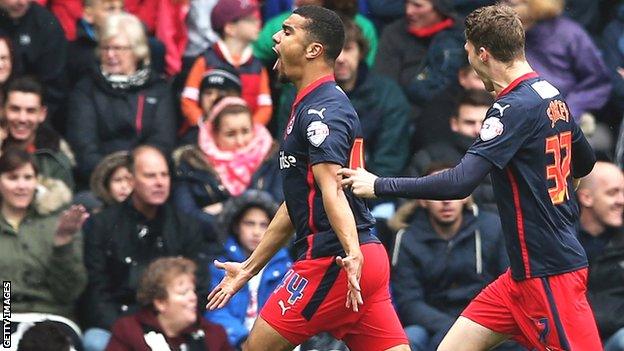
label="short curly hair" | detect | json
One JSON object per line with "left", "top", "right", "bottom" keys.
{"left": 136, "top": 257, "right": 197, "bottom": 308}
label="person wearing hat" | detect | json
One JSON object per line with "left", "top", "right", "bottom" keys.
{"left": 375, "top": 0, "right": 465, "bottom": 109}
{"left": 179, "top": 66, "right": 243, "bottom": 144}
{"left": 204, "top": 190, "right": 291, "bottom": 348}
{"left": 172, "top": 96, "right": 282, "bottom": 234}
{"left": 181, "top": 0, "right": 273, "bottom": 132}
{"left": 89, "top": 151, "right": 133, "bottom": 212}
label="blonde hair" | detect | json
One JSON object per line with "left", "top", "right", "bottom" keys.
{"left": 99, "top": 12, "right": 150, "bottom": 66}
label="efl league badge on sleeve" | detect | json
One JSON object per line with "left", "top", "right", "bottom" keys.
{"left": 480, "top": 117, "right": 504, "bottom": 141}
{"left": 307, "top": 121, "right": 330, "bottom": 147}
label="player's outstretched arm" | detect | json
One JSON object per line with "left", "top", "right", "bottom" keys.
{"left": 207, "top": 202, "right": 294, "bottom": 310}
{"left": 339, "top": 153, "right": 494, "bottom": 200}
{"left": 313, "top": 162, "right": 364, "bottom": 312}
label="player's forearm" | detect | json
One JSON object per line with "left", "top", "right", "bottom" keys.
{"left": 241, "top": 203, "right": 294, "bottom": 275}
{"left": 323, "top": 188, "right": 361, "bottom": 256}
{"left": 374, "top": 153, "right": 493, "bottom": 199}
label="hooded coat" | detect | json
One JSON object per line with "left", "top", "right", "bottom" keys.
{"left": 0, "top": 177, "right": 83, "bottom": 320}
{"left": 391, "top": 207, "right": 508, "bottom": 333}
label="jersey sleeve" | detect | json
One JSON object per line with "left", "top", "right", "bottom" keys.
{"left": 467, "top": 101, "right": 535, "bottom": 169}
{"left": 302, "top": 104, "right": 353, "bottom": 167}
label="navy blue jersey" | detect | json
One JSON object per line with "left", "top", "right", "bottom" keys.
{"left": 280, "top": 75, "right": 377, "bottom": 261}
{"left": 467, "top": 72, "right": 588, "bottom": 280}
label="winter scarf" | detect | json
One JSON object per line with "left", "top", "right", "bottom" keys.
{"left": 198, "top": 97, "right": 273, "bottom": 196}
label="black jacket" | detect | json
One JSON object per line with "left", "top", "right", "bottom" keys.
{"left": 82, "top": 199, "right": 221, "bottom": 330}
{"left": 0, "top": 3, "right": 68, "bottom": 121}
{"left": 392, "top": 207, "right": 508, "bottom": 333}
{"left": 67, "top": 68, "right": 176, "bottom": 182}
{"left": 586, "top": 228, "right": 624, "bottom": 339}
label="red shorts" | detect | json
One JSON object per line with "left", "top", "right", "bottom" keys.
{"left": 462, "top": 268, "right": 601, "bottom": 351}
{"left": 260, "top": 243, "right": 407, "bottom": 351}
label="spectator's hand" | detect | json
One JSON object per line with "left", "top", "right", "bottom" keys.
{"left": 617, "top": 67, "right": 624, "bottom": 79}
{"left": 206, "top": 260, "right": 252, "bottom": 310}
{"left": 336, "top": 251, "right": 364, "bottom": 312}
{"left": 54, "top": 205, "right": 89, "bottom": 246}
{"left": 337, "top": 168, "right": 378, "bottom": 199}
{"left": 203, "top": 202, "right": 223, "bottom": 215}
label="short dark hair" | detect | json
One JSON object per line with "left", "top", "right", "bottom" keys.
{"left": 17, "top": 322, "right": 71, "bottom": 351}
{"left": 293, "top": 6, "right": 345, "bottom": 62}
{"left": 424, "top": 162, "right": 455, "bottom": 176}
{"left": 456, "top": 89, "right": 494, "bottom": 112}
{"left": 5, "top": 76, "right": 44, "bottom": 105}
{"left": 343, "top": 18, "right": 369, "bottom": 59}
{"left": 0, "top": 147, "right": 38, "bottom": 175}
{"left": 465, "top": 5, "right": 525, "bottom": 63}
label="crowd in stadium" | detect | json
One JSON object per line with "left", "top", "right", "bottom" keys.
{"left": 2, "top": 0, "right": 624, "bottom": 350}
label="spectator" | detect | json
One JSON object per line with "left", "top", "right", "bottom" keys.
{"left": 414, "top": 60, "right": 486, "bottom": 148}
{"left": 0, "top": 35, "right": 14, "bottom": 105}
{"left": 0, "top": 149, "right": 87, "bottom": 349}
{"left": 181, "top": 0, "right": 273, "bottom": 129}
{"left": 173, "top": 97, "right": 281, "bottom": 234}
{"left": 276, "top": 19, "right": 410, "bottom": 176}
{"left": 36, "top": 0, "right": 83, "bottom": 40}
{"left": 17, "top": 321, "right": 72, "bottom": 351}
{"left": 205, "top": 190, "right": 291, "bottom": 348}
{"left": 406, "top": 89, "right": 496, "bottom": 213}
{"left": 375, "top": 0, "right": 465, "bottom": 108}
{"left": 106, "top": 257, "right": 233, "bottom": 351}
{"left": 577, "top": 161, "right": 624, "bottom": 350}
{"left": 89, "top": 150, "right": 132, "bottom": 211}
{"left": 0, "top": 0, "right": 68, "bottom": 128}
{"left": 504, "top": 0, "right": 611, "bottom": 121}
{"left": 178, "top": 66, "right": 243, "bottom": 144}
{"left": 0, "top": 77, "right": 75, "bottom": 190}
{"left": 391, "top": 164, "right": 509, "bottom": 351}
{"left": 253, "top": 0, "right": 378, "bottom": 67}
{"left": 67, "top": 13, "right": 176, "bottom": 184}
{"left": 67, "top": 0, "right": 124, "bottom": 87}
{"left": 82, "top": 145, "right": 219, "bottom": 351}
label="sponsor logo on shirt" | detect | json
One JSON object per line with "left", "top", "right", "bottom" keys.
{"left": 279, "top": 151, "right": 297, "bottom": 169}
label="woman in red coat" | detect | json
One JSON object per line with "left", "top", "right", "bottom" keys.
{"left": 106, "top": 257, "right": 233, "bottom": 351}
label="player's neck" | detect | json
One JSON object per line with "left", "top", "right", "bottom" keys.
{"left": 490, "top": 60, "right": 534, "bottom": 96}
{"left": 294, "top": 63, "right": 334, "bottom": 92}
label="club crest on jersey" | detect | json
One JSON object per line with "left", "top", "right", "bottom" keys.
{"left": 547, "top": 100, "right": 569, "bottom": 128}
{"left": 480, "top": 117, "right": 504, "bottom": 141}
{"left": 307, "top": 121, "right": 329, "bottom": 147}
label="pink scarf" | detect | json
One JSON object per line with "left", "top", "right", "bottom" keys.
{"left": 198, "top": 97, "right": 274, "bottom": 196}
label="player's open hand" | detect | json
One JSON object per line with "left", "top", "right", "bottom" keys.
{"left": 207, "top": 260, "right": 253, "bottom": 310}
{"left": 337, "top": 167, "right": 378, "bottom": 199}
{"left": 336, "top": 252, "right": 364, "bottom": 312}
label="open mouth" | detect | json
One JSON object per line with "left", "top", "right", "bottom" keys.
{"left": 272, "top": 47, "right": 280, "bottom": 71}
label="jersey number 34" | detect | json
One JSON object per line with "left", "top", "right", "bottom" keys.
{"left": 545, "top": 131, "right": 572, "bottom": 205}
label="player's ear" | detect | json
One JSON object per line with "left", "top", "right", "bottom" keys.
{"left": 305, "top": 42, "right": 324, "bottom": 60}
{"left": 478, "top": 47, "right": 488, "bottom": 62}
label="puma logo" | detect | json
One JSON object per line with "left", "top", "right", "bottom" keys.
{"left": 278, "top": 300, "right": 292, "bottom": 316}
{"left": 307, "top": 107, "right": 326, "bottom": 119}
{"left": 492, "top": 102, "right": 511, "bottom": 117}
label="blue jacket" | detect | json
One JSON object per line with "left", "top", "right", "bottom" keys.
{"left": 391, "top": 207, "right": 508, "bottom": 333}
{"left": 600, "top": 5, "right": 624, "bottom": 112}
{"left": 205, "top": 237, "right": 292, "bottom": 346}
